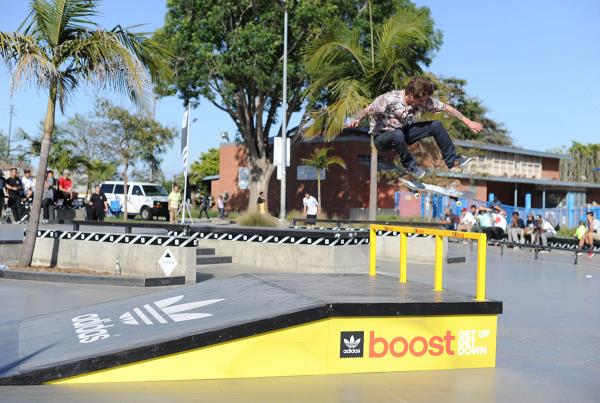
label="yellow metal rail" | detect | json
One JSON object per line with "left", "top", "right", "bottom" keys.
{"left": 369, "top": 224, "right": 487, "bottom": 301}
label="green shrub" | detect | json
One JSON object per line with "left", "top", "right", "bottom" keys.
{"left": 236, "top": 211, "right": 278, "bottom": 227}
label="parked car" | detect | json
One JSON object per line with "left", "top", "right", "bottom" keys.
{"left": 99, "top": 181, "right": 169, "bottom": 220}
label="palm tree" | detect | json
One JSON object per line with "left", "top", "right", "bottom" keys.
{"left": 304, "top": 5, "right": 434, "bottom": 220}
{"left": 0, "top": 0, "right": 171, "bottom": 266}
{"left": 301, "top": 147, "right": 347, "bottom": 210}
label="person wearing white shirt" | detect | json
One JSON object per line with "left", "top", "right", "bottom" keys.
{"left": 303, "top": 193, "right": 319, "bottom": 226}
{"left": 536, "top": 215, "right": 556, "bottom": 250}
{"left": 21, "top": 168, "right": 34, "bottom": 195}
{"left": 457, "top": 207, "right": 476, "bottom": 231}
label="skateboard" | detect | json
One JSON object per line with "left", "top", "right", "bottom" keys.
{"left": 399, "top": 178, "right": 476, "bottom": 207}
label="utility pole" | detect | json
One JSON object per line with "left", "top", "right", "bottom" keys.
{"left": 279, "top": 0, "right": 288, "bottom": 222}
{"left": 7, "top": 104, "right": 15, "bottom": 162}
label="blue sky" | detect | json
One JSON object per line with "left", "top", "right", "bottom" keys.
{"left": 1, "top": 0, "right": 599, "bottom": 178}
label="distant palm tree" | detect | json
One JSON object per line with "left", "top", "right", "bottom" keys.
{"left": 301, "top": 147, "right": 347, "bottom": 209}
{"left": 304, "top": 5, "right": 433, "bottom": 219}
{"left": 0, "top": 0, "right": 171, "bottom": 266}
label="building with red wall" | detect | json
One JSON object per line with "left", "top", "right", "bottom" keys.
{"left": 210, "top": 128, "right": 600, "bottom": 217}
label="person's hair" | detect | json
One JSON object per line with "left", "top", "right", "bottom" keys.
{"left": 512, "top": 212, "right": 519, "bottom": 216}
{"left": 470, "top": 204, "right": 477, "bottom": 209}
{"left": 10, "top": 167, "right": 17, "bottom": 172}
{"left": 587, "top": 211, "right": 594, "bottom": 217}
{"left": 173, "top": 184, "right": 179, "bottom": 189}
{"left": 405, "top": 77, "right": 435, "bottom": 98}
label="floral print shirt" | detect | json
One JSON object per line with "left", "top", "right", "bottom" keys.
{"left": 367, "top": 90, "right": 446, "bottom": 133}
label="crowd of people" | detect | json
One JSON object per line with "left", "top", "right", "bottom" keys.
{"left": 446, "top": 202, "right": 560, "bottom": 253}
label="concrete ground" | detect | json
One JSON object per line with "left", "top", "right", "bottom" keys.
{"left": 0, "top": 243, "right": 599, "bottom": 402}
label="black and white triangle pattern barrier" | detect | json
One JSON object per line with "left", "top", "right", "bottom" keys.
{"left": 166, "top": 230, "right": 370, "bottom": 246}
{"left": 35, "top": 230, "right": 198, "bottom": 247}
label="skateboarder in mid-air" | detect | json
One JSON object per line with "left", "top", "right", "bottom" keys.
{"left": 348, "top": 76, "right": 484, "bottom": 179}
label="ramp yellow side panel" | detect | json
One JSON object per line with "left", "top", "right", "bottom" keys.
{"left": 54, "top": 315, "right": 497, "bottom": 384}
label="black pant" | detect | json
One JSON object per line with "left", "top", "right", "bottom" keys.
{"left": 42, "top": 198, "right": 55, "bottom": 220}
{"left": 8, "top": 194, "right": 23, "bottom": 221}
{"left": 92, "top": 208, "right": 105, "bottom": 221}
{"left": 199, "top": 207, "right": 210, "bottom": 219}
{"left": 374, "top": 120, "right": 458, "bottom": 169}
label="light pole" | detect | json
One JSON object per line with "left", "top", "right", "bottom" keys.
{"left": 279, "top": 0, "right": 288, "bottom": 221}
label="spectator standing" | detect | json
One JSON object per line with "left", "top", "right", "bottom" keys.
{"left": 41, "top": 170, "right": 56, "bottom": 223}
{"left": 257, "top": 191, "right": 266, "bottom": 215}
{"left": 216, "top": 195, "right": 225, "bottom": 218}
{"left": 58, "top": 169, "right": 76, "bottom": 207}
{"left": 303, "top": 192, "right": 319, "bottom": 227}
{"left": 88, "top": 185, "right": 108, "bottom": 221}
{"left": 21, "top": 168, "right": 34, "bottom": 195}
{"left": 5, "top": 168, "right": 24, "bottom": 222}
{"left": 0, "top": 170, "right": 5, "bottom": 218}
{"left": 199, "top": 192, "right": 210, "bottom": 220}
{"left": 168, "top": 184, "right": 182, "bottom": 224}
{"left": 508, "top": 212, "right": 525, "bottom": 244}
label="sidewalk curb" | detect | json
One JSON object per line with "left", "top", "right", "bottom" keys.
{"left": 0, "top": 269, "right": 184, "bottom": 287}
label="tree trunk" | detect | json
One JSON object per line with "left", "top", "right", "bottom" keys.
{"left": 317, "top": 171, "right": 321, "bottom": 213}
{"left": 368, "top": 135, "right": 378, "bottom": 220}
{"left": 19, "top": 83, "right": 58, "bottom": 266}
{"left": 123, "top": 158, "right": 129, "bottom": 221}
{"left": 248, "top": 157, "right": 276, "bottom": 215}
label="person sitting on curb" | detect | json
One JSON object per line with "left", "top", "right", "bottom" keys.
{"left": 534, "top": 215, "right": 556, "bottom": 252}
{"left": 508, "top": 211, "right": 525, "bottom": 245}
{"left": 457, "top": 207, "right": 476, "bottom": 232}
{"left": 578, "top": 211, "right": 600, "bottom": 257}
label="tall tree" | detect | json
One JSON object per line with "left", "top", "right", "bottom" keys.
{"left": 0, "top": 0, "right": 171, "bottom": 265}
{"left": 435, "top": 77, "right": 512, "bottom": 145}
{"left": 0, "top": 131, "right": 9, "bottom": 162}
{"left": 156, "top": 0, "right": 436, "bottom": 214}
{"left": 304, "top": 6, "right": 438, "bottom": 219}
{"left": 18, "top": 125, "right": 89, "bottom": 174}
{"left": 560, "top": 142, "right": 600, "bottom": 183}
{"left": 189, "top": 148, "right": 220, "bottom": 189}
{"left": 95, "top": 100, "right": 176, "bottom": 219}
{"left": 301, "top": 147, "right": 346, "bottom": 209}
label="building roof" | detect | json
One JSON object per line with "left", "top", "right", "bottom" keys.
{"left": 438, "top": 171, "right": 600, "bottom": 190}
{"left": 294, "top": 127, "right": 570, "bottom": 160}
{"left": 452, "top": 140, "right": 569, "bottom": 160}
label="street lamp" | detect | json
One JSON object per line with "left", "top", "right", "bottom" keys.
{"left": 220, "top": 131, "right": 230, "bottom": 142}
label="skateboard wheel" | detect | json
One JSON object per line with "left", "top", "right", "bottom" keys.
{"left": 414, "top": 193, "right": 421, "bottom": 200}
{"left": 456, "top": 201, "right": 462, "bottom": 207}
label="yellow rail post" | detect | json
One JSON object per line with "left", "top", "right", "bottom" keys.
{"left": 434, "top": 234, "right": 443, "bottom": 291}
{"left": 369, "top": 226, "right": 377, "bottom": 276}
{"left": 399, "top": 232, "right": 407, "bottom": 283}
{"left": 476, "top": 232, "right": 487, "bottom": 301}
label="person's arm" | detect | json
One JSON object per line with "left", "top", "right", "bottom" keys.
{"left": 443, "top": 105, "right": 484, "bottom": 133}
{"left": 347, "top": 94, "right": 388, "bottom": 128}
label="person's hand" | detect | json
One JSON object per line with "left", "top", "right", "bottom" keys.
{"left": 466, "top": 120, "right": 484, "bottom": 133}
{"left": 347, "top": 119, "right": 361, "bottom": 128}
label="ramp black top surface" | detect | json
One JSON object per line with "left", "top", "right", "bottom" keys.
{"left": 0, "top": 274, "right": 502, "bottom": 385}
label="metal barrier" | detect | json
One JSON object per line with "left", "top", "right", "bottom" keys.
{"left": 369, "top": 224, "right": 488, "bottom": 301}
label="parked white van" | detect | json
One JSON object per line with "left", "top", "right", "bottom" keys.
{"left": 99, "top": 181, "right": 170, "bottom": 220}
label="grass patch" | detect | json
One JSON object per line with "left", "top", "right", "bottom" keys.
{"left": 236, "top": 211, "right": 278, "bottom": 227}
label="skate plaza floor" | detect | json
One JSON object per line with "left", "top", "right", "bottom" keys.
{"left": 0, "top": 244, "right": 598, "bottom": 402}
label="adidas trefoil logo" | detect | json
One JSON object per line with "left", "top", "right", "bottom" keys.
{"left": 344, "top": 335, "right": 361, "bottom": 349}
{"left": 119, "top": 295, "right": 224, "bottom": 325}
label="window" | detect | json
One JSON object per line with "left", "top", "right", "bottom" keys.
{"left": 113, "top": 184, "right": 124, "bottom": 195}
{"left": 100, "top": 184, "right": 114, "bottom": 194}
{"left": 132, "top": 185, "right": 143, "bottom": 196}
{"left": 142, "top": 185, "right": 168, "bottom": 196}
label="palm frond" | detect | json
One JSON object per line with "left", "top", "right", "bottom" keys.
{"left": 0, "top": 32, "right": 56, "bottom": 93}
{"left": 305, "top": 28, "right": 367, "bottom": 77}
{"left": 305, "top": 78, "right": 370, "bottom": 140}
